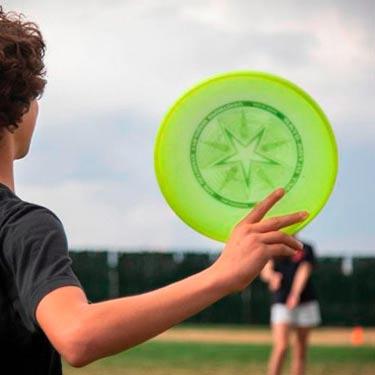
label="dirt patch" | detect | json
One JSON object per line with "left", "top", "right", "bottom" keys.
{"left": 153, "top": 326, "right": 375, "bottom": 346}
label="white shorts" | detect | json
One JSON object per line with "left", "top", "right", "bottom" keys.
{"left": 271, "top": 301, "right": 321, "bottom": 327}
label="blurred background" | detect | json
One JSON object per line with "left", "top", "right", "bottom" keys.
{"left": 4, "top": 0, "right": 375, "bottom": 325}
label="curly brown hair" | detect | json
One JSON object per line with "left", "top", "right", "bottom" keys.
{"left": 0, "top": 6, "right": 46, "bottom": 133}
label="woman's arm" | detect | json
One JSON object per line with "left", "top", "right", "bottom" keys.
{"left": 260, "top": 259, "right": 274, "bottom": 282}
{"left": 286, "top": 262, "right": 313, "bottom": 309}
{"left": 260, "top": 259, "right": 283, "bottom": 291}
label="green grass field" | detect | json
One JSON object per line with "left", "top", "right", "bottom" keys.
{"left": 63, "top": 340, "right": 375, "bottom": 375}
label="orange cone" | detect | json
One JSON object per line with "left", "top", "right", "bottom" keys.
{"left": 351, "top": 326, "right": 364, "bottom": 346}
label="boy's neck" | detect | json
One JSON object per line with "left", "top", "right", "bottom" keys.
{"left": 0, "top": 168, "right": 15, "bottom": 192}
{"left": 0, "top": 136, "right": 16, "bottom": 192}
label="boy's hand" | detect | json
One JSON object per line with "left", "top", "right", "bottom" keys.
{"left": 211, "top": 188, "right": 308, "bottom": 294}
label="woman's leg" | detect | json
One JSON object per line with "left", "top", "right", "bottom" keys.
{"left": 291, "top": 327, "right": 311, "bottom": 375}
{"left": 268, "top": 323, "right": 290, "bottom": 375}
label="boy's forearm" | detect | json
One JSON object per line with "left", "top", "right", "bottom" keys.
{"left": 74, "top": 265, "right": 228, "bottom": 365}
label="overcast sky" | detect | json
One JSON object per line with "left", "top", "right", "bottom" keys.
{"left": 4, "top": 0, "right": 375, "bottom": 256}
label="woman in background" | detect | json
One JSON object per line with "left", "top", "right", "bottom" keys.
{"left": 260, "top": 239, "right": 321, "bottom": 375}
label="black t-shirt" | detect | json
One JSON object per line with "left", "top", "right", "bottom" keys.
{"left": 0, "top": 183, "right": 82, "bottom": 374}
{"left": 271, "top": 242, "right": 317, "bottom": 305}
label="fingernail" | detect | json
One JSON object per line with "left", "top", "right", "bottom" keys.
{"left": 297, "top": 241, "right": 304, "bottom": 249}
{"left": 276, "top": 188, "right": 285, "bottom": 196}
{"left": 300, "top": 211, "right": 309, "bottom": 219}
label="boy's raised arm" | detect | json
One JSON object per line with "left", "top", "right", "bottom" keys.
{"left": 36, "top": 188, "right": 308, "bottom": 367}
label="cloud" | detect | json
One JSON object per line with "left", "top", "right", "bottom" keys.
{"left": 17, "top": 110, "right": 155, "bottom": 184}
{"left": 5, "top": 0, "right": 373, "bottom": 143}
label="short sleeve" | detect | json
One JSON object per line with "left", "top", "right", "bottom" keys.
{"left": 2, "top": 204, "right": 82, "bottom": 331}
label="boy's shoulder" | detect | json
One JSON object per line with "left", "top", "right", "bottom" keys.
{"left": 0, "top": 188, "right": 63, "bottom": 237}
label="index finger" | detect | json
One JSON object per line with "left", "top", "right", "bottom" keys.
{"left": 240, "top": 188, "right": 285, "bottom": 225}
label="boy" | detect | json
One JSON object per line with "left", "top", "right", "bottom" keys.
{"left": 0, "top": 7, "right": 308, "bottom": 374}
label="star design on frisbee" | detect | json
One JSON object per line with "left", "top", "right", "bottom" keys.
{"left": 191, "top": 102, "right": 303, "bottom": 208}
{"left": 212, "top": 124, "right": 280, "bottom": 194}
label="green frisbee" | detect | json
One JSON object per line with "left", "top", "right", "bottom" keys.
{"left": 154, "top": 71, "right": 338, "bottom": 242}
